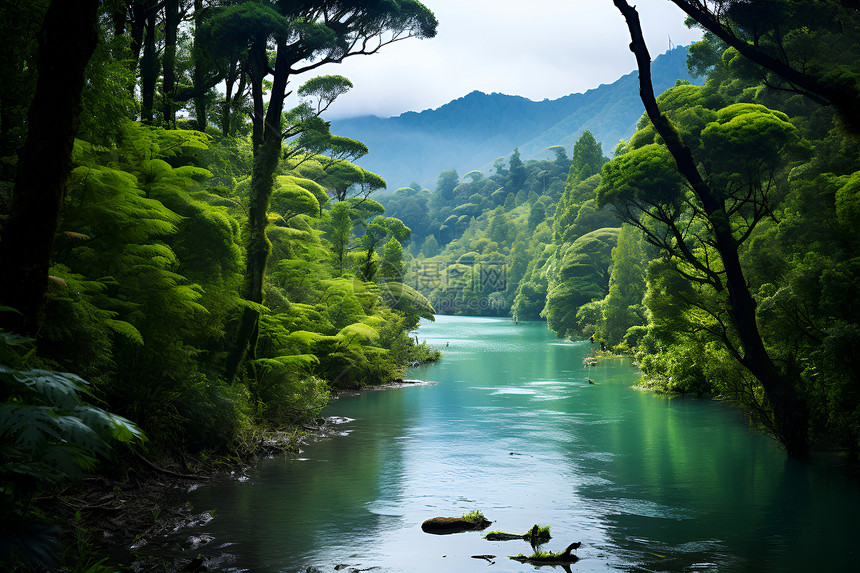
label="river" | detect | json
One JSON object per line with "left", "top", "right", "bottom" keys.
{"left": 173, "top": 316, "right": 860, "bottom": 572}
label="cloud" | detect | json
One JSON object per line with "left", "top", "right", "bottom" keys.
{"left": 288, "top": 0, "right": 703, "bottom": 119}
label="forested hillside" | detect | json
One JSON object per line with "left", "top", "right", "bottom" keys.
{"left": 332, "top": 46, "right": 700, "bottom": 190}
{"left": 382, "top": 0, "right": 860, "bottom": 461}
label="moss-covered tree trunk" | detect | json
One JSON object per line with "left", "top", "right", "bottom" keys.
{"left": 225, "top": 135, "right": 279, "bottom": 382}
{"left": 614, "top": 0, "right": 809, "bottom": 456}
{"left": 225, "top": 40, "right": 290, "bottom": 382}
{"left": 0, "top": 0, "right": 99, "bottom": 335}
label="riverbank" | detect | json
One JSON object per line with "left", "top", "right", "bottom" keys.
{"left": 335, "top": 377, "right": 436, "bottom": 397}
{"left": 42, "top": 427, "right": 304, "bottom": 572}
{"left": 20, "top": 334, "right": 443, "bottom": 572}
{"left": 47, "top": 373, "right": 442, "bottom": 572}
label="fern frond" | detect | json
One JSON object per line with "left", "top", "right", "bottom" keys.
{"left": 104, "top": 319, "right": 144, "bottom": 345}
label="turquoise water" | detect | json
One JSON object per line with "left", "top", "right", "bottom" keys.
{"left": 176, "top": 316, "right": 860, "bottom": 572}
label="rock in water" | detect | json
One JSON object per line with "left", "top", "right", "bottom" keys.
{"left": 421, "top": 515, "right": 491, "bottom": 534}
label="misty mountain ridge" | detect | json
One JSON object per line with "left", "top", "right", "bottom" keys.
{"left": 330, "top": 46, "right": 702, "bottom": 191}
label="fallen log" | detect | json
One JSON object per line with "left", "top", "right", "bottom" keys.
{"left": 485, "top": 524, "right": 551, "bottom": 544}
{"left": 510, "top": 541, "right": 581, "bottom": 564}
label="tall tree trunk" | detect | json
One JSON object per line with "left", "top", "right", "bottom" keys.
{"left": 0, "top": 3, "right": 45, "bottom": 161}
{"left": 140, "top": 6, "right": 157, "bottom": 124}
{"left": 247, "top": 37, "right": 267, "bottom": 154}
{"left": 221, "top": 59, "right": 238, "bottom": 137}
{"left": 162, "top": 0, "right": 178, "bottom": 128}
{"left": 192, "top": 0, "right": 207, "bottom": 131}
{"left": 110, "top": 1, "right": 127, "bottom": 42}
{"left": 224, "top": 135, "right": 280, "bottom": 382}
{"left": 0, "top": 0, "right": 99, "bottom": 335}
{"left": 232, "top": 71, "right": 247, "bottom": 136}
{"left": 613, "top": 0, "right": 809, "bottom": 456}
{"left": 221, "top": 58, "right": 247, "bottom": 138}
{"left": 130, "top": 1, "right": 146, "bottom": 65}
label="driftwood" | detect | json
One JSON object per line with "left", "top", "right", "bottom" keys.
{"left": 510, "top": 542, "right": 581, "bottom": 564}
{"left": 486, "top": 524, "right": 551, "bottom": 544}
{"left": 134, "top": 452, "right": 200, "bottom": 480}
{"left": 485, "top": 531, "right": 526, "bottom": 541}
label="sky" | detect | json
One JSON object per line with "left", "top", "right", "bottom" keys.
{"left": 300, "top": 0, "right": 703, "bottom": 120}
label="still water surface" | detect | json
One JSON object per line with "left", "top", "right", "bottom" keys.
{"left": 182, "top": 316, "right": 860, "bottom": 572}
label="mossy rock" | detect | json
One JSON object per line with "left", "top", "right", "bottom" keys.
{"left": 421, "top": 513, "right": 491, "bottom": 534}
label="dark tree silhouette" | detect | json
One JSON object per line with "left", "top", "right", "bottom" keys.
{"left": 611, "top": 0, "right": 809, "bottom": 456}
{"left": 0, "top": 0, "right": 100, "bottom": 334}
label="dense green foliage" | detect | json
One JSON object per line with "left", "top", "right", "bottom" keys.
{"left": 0, "top": 2, "right": 438, "bottom": 567}
{"left": 0, "top": 321, "right": 143, "bottom": 570}
{"left": 0, "top": 0, "right": 439, "bottom": 446}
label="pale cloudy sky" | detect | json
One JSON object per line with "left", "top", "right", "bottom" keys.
{"left": 302, "top": 0, "right": 703, "bottom": 119}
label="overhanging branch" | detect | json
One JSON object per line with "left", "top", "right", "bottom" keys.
{"left": 668, "top": 0, "right": 859, "bottom": 131}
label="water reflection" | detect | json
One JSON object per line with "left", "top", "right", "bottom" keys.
{"left": 171, "top": 316, "right": 860, "bottom": 572}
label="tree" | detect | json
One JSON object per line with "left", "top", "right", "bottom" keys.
{"left": 436, "top": 168, "right": 459, "bottom": 202}
{"left": 211, "top": 1, "right": 437, "bottom": 381}
{"left": 422, "top": 234, "right": 440, "bottom": 258}
{"left": 0, "top": 0, "right": 100, "bottom": 335}
{"left": 610, "top": 0, "right": 809, "bottom": 456}
{"left": 359, "top": 215, "right": 410, "bottom": 282}
{"left": 487, "top": 208, "right": 515, "bottom": 244}
{"left": 0, "top": 0, "right": 47, "bottom": 162}
{"left": 380, "top": 187, "right": 431, "bottom": 239}
{"left": 326, "top": 201, "right": 353, "bottom": 277}
{"left": 320, "top": 158, "right": 386, "bottom": 203}
{"left": 380, "top": 237, "right": 405, "bottom": 282}
{"left": 601, "top": 224, "right": 647, "bottom": 346}
{"left": 528, "top": 201, "right": 547, "bottom": 231}
{"left": 508, "top": 148, "right": 527, "bottom": 191}
{"left": 134, "top": 0, "right": 160, "bottom": 124}
{"left": 553, "top": 131, "right": 608, "bottom": 243}
{"left": 548, "top": 145, "right": 569, "bottom": 167}
{"left": 161, "top": 0, "right": 180, "bottom": 126}
{"left": 569, "top": 131, "right": 606, "bottom": 182}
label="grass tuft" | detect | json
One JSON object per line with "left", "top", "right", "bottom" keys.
{"left": 461, "top": 510, "right": 486, "bottom": 523}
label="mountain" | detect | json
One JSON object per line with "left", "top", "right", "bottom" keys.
{"left": 330, "top": 46, "right": 702, "bottom": 191}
